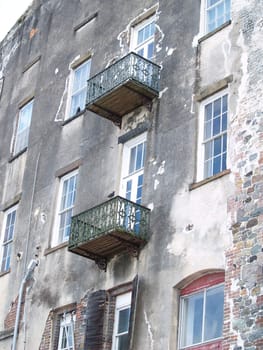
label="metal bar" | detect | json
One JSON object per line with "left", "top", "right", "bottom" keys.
{"left": 68, "top": 196, "right": 150, "bottom": 248}
{"left": 86, "top": 52, "right": 160, "bottom": 106}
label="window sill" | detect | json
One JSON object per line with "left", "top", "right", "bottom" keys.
{"left": 198, "top": 20, "right": 231, "bottom": 44}
{"left": 0, "top": 268, "right": 11, "bottom": 277}
{"left": 62, "top": 110, "right": 85, "bottom": 126}
{"left": 180, "top": 339, "right": 223, "bottom": 350}
{"left": 8, "top": 147, "right": 27, "bottom": 163}
{"left": 190, "top": 169, "right": 230, "bottom": 191}
{"left": 0, "top": 328, "right": 14, "bottom": 340}
{"left": 44, "top": 242, "right": 68, "bottom": 256}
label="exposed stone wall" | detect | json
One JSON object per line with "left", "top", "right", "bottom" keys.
{"left": 224, "top": 1, "right": 263, "bottom": 349}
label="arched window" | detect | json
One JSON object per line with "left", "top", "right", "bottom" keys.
{"left": 179, "top": 272, "right": 224, "bottom": 349}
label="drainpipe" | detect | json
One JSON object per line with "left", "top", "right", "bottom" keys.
{"left": 12, "top": 259, "right": 38, "bottom": 350}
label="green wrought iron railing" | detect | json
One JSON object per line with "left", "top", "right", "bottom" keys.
{"left": 86, "top": 52, "right": 160, "bottom": 105}
{"left": 68, "top": 196, "right": 150, "bottom": 249}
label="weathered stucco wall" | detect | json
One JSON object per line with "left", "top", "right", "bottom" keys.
{"left": 0, "top": 0, "right": 262, "bottom": 349}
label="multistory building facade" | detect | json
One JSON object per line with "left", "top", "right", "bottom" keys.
{"left": 0, "top": 0, "right": 262, "bottom": 349}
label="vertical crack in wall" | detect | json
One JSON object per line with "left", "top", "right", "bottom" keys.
{"left": 144, "top": 310, "right": 154, "bottom": 350}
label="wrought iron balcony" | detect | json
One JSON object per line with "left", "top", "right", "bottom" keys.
{"left": 68, "top": 196, "right": 150, "bottom": 270}
{"left": 86, "top": 52, "right": 161, "bottom": 126}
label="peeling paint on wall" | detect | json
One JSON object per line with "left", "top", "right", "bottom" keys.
{"left": 144, "top": 310, "right": 154, "bottom": 350}
{"left": 157, "top": 161, "right": 165, "bottom": 175}
{"left": 159, "top": 87, "right": 168, "bottom": 98}
{"left": 54, "top": 76, "right": 69, "bottom": 122}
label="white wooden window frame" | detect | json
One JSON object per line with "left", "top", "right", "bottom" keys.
{"left": 0, "top": 205, "right": 18, "bottom": 273}
{"left": 130, "top": 16, "right": 155, "bottom": 59}
{"left": 196, "top": 90, "right": 228, "bottom": 182}
{"left": 14, "top": 100, "right": 33, "bottom": 154}
{"left": 200, "top": 0, "right": 231, "bottom": 34}
{"left": 120, "top": 133, "right": 147, "bottom": 203}
{"left": 179, "top": 283, "right": 224, "bottom": 348}
{"left": 52, "top": 170, "right": 78, "bottom": 247}
{"left": 65, "top": 59, "right": 91, "bottom": 119}
{"left": 57, "top": 312, "right": 75, "bottom": 350}
{"left": 112, "top": 292, "right": 132, "bottom": 350}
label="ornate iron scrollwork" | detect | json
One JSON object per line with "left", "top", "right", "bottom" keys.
{"left": 86, "top": 52, "right": 160, "bottom": 106}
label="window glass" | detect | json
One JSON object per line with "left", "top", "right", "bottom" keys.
{"left": 180, "top": 283, "right": 224, "bottom": 348}
{"left": 56, "top": 171, "right": 78, "bottom": 244}
{"left": 122, "top": 135, "right": 146, "bottom": 204}
{"left": 206, "top": 0, "right": 231, "bottom": 33}
{"left": 58, "top": 313, "right": 75, "bottom": 350}
{"left": 112, "top": 293, "right": 132, "bottom": 350}
{"left": 204, "top": 285, "right": 224, "bottom": 341}
{"left": 1, "top": 206, "right": 17, "bottom": 273}
{"left": 14, "top": 100, "right": 33, "bottom": 154}
{"left": 181, "top": 292, "right": 204, "bottom": 347}
{"left": 132, "top": 17, "right": 155, "bottom": 60}
{"left": 69, "top": 60, "right": 91, "bottom": 117}
{"left": 202, "top": 93, "right": 228, "bottom": 179}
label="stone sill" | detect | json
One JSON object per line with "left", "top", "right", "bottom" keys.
{"left": 8, "top": 147, "right": 27, "bottom": 163}
{"left": 181, "top": 338, "right": 223, "bottom": 350}
{"left": 0, "top": 328, "right": 14, "bottom": 340}
{"left": 44, "top": 242, "right": 68, "bottom": 256}
{"left": 198, "top": 20, "right": 231, "bottom": 44}
{"left": 62, "top": 110, "right": 85, "bottom": 126}
{"left": 190, "top": 169, "right": 231, "bottom": 191}
{"left": 0, "top": 269, "right": 10, "bottom": 278}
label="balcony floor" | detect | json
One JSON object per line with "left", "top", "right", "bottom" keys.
{"left": 86, "top": 78, "right": 159, "bottom": 126}
{"left": 69, "top": 228, "right": 147, "bottom": 262}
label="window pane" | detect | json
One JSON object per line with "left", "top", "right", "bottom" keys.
{"left": 61, "top": 327, "right": 67, "bottom": 348}
{"left": 137, "top": 28, "right": 144, "bottom": 45}
{"left": 129, "top": 146, "right": 136, "bottom": 174}
{"left": 4, "top": 211, "right": 16, "bottom": 242}
{"left": 58, "top": 314, "right": 74, "bottom": 350}
{"left": 205, "top": 102, "right": 213, "bottom": 121}
{"left": 216, "top": 2, "right": 224, "bottom": 19}
{"left": 207, "top": 0, "right": 230, "bottom": 33}
{"left": 204, "top": 141, "right": 213, "bottom": 161}
{"left": 15, "top": 101, "right": 33, "bottom": 153}
{"left": 70, "top": 89, "right": 86, "bottom": 115}
{"left": 203, "top": 93, "right": 228, "bottom": 179}
{"left": 214, "top": 136, "right": 222, "bottom": 156}
{"left": 204, "top": 159, "right": 213, "bottom": 178}
{"left": 118, "top": 308, "right": 130, "bottom": 333}
{"left": 204, "top": 120, "right": 212, "bottom": 140}
{"left": 204, "top": 285, "right": 224, "bottom": 341}
{"left": 1, "top": 244, "right": 11, "bottom": 271}
{"left": 70, "top": 61, "right": 90, "bottom": 117}
{"left": 222, "top": 113, "right": 227, "bottom": 131}
{"left": 213, "top": 155, "right": 221, "bottom": 175}
{"left": 207, "top": 8, "right": 216, "bottom": 30}
{"left": 208, "top": 0, "right": 220, "bottom": 6}
{"left": 57, "top": 172, "right": 78, "bottom": 243}
{"left": 181, "top": 293, "right": 204, "bottom": 347}
{"left": 126, "top": 180, "right": 132, "bottom": 200}
{"left": 213, "top": 98, "right": 221, "bottom": 117}
{"left": 117, "top": 333, "right": 129, "bottom": 350}
{"left": 147, "top": 42, "right": 154, "bottom": 60}
{"left": 136, "top": 143, "right": 143, "bottom": 171}
{"left": 213, "top": 117, "right": 221, "bottom": 136}
{"left": 137, "top": 48, "right": 144, "bottom": 57}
